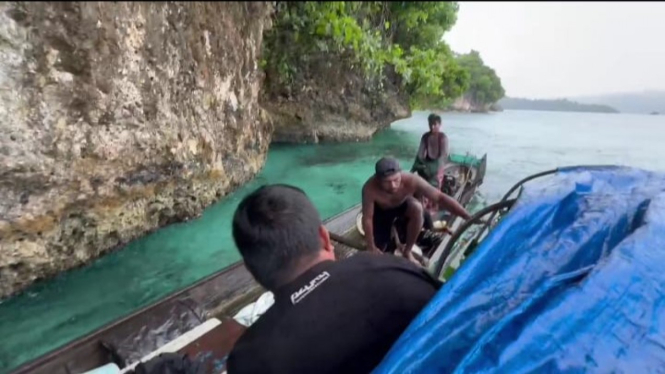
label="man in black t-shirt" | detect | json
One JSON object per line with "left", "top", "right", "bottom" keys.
{"left": 228, "top": 184, "right": 442, "bottom": 374}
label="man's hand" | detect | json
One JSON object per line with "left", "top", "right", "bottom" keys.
{"left": 412, "top": 174, "right": 472, "bottom": 220}
{"left": 437, "top": 193, "right": 472, "bottom": 220}
{"left": 439, "top": 227, "right": 454, "bottom": 235}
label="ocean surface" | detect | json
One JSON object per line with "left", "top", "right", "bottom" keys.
{"left": 1, "top": 110, "right": 664, "bottom": 372}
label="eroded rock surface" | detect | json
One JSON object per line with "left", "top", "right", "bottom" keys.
{"left": 263, "top": 60, "right": 410, "bottom": 144}
{"left": 0, "top": 2, "right": 273, "bottom": 298}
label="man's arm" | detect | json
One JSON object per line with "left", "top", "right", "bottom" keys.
{"left": 411, "top": 135, "right": 430, "bottom": 173}
{"left": 411, "top": 174, "right": 472, "bottom": 220}
{"left": 439, "top": 134, "right": 449, "bottom": 163}
{"left": 415, "top": 135, "right": 427, "bottom": 162}
{"left": 361, "top": 185, "right": 380, "bottom": 253}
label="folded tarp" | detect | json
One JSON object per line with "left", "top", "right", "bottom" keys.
{"left": 374, "top": 166, "right": 665, "bottom": 373}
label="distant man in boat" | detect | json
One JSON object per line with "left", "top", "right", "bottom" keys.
{"left": 362, "top": 157, "right": 472, "bottom": 262}
{"left": 411, "top": 113, "right": 449, "bottom": 215}
{"left": 228, "top": 184, "right": 442, "bottom": 374}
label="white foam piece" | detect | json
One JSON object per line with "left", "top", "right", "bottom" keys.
{"left": 83, "top": 363, "right": 121, "bottom": 374}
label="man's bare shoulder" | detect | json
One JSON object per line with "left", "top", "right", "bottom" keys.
{"left": 403, "top": 172, "right": 428, "bottom": 193}
{"left": 401, "top": 172, "right": 418, "bottom": 185}
{"left": 362, "top": 176, "right": 375, "bottom": 195}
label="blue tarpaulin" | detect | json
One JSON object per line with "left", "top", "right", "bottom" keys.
{"left": 374, "top": 166, "right": 665, "bottom": 374}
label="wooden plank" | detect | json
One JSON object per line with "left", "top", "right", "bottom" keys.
{"left": 325, "top": 204, "right": 361, "bottom": 235}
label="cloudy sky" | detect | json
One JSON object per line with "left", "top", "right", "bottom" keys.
{"left": 444, "top": 2, "right": 665, "bottom": 99}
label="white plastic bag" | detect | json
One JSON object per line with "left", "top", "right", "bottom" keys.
{"left": 233, "top": 291, "right": 275, "bottom": 327}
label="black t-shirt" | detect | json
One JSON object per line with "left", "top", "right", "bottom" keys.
{"left": 227, "top": 252, "right": 442, "bottom": 374}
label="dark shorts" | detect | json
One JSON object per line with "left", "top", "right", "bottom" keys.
{"left": 373, "top": 198, "right": 433, "bottom": 253}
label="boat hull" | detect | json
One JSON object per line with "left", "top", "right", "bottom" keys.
{"left": 11, "top": 153, "right": 487, "bottom": 374}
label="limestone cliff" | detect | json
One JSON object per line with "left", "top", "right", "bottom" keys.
{"left": 0, "top": 2, "right": 273, "bottom": 298}
{"left": 262, "top": 60, "right": 410, "bottom": 144}
{"left": 449, "top": 95, "right": 492, "bottom": 113}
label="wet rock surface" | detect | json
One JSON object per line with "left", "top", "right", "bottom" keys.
{"left": 263, "top": 61, "right": 411, "bottom": 144}
{"left": 0, "top": 2, "right": 273, "bottom": 298}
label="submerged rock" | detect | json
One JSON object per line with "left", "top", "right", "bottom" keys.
{"left": 0, "top": 2, "right": 273, "bottom": 298}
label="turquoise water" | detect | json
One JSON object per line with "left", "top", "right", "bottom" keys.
{"left": 1, "top": 110, "right": 665, "bottom": 372}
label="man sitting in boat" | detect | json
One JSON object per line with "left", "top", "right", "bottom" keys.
{"left": 228, "top": 184, "right": 442, "bottom": 374}
{"left": 362, "top": 157, "right": 472, "bottom": 263}
{"left": 411, "top": 113, "right": 450, "bottom": 216}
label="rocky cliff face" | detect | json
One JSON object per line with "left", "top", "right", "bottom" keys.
{"left": 0, "top": 2, "right": 273, "bottom": 298}
{"left": 449, "top": 95, "right": 492, "bottom": 113}
{"left": 263, "top": 60, "right": 410, "bottom": 144}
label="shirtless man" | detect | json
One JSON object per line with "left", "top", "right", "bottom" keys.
{"left": 362, "top": 157, "right": 472, "bottom": 262}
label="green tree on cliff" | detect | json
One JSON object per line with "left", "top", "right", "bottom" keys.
{"left": 261, "top": 1, "right": 474, "bottom": 109}
{"left": 455, "top": 50, "right": 505, "bottom": 106}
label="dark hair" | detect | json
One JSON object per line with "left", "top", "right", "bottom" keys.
{"left": 232, "top": 184, "right": 323, "bottom": 290}
{"left": 428, "top": 113, "right": 442, "bottom": 128}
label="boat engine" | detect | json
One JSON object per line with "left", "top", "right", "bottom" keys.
{"left": 441, "top": 174, "right": 458, "bottom": 196}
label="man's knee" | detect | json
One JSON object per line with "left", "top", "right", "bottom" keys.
{"left": 405, "top": 197, "right": 424, "bottom": 219}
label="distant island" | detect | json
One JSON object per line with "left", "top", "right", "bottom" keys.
{"left": 498, "top": 97, "right": 619, "bottom": 113}
{"left": 573, "top": 91, "right": 665, "bottom": 114}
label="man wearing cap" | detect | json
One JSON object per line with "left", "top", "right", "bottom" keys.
{"left": 361, "top": 157, "right": 472, "bottom": 262}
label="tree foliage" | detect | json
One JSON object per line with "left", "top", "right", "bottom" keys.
{"left": 262, "top": 2, "right": 503, "bottom": 109}
{"left": 455, "top": 51, "right": 505, "bottom": 106}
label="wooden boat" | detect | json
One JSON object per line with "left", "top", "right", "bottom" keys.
{"left": 10, "top": 153, "right": 487, "bottom": 374}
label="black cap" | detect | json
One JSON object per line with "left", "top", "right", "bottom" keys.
{"left": 375, "top": 157, "right": 401, "bottom": 178}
